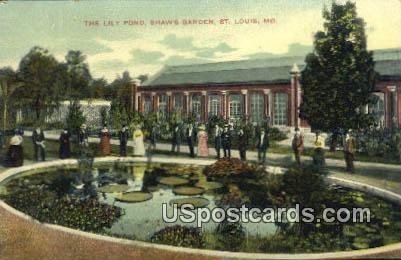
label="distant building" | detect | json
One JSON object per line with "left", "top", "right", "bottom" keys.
{"left": 137, "top": 48, "right": 401, "bottom": 129}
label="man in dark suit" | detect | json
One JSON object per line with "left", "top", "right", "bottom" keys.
{"left": 186, "top": 123, "right": 196, "bottom": 157}
{"left": 171, "top": 124, "right": 182, "bottom": 154}
{"left": 214, "top": 124, "right": 222, "bottom": 159}
{"left": 221, "top": 125, "right": 231, "bottom": 158}
{"left": 32, "top": 127, "right": 46, "bottom": 161}
{"left": 119, "top": 124, "right": 129, "bottom": 157}
{"left": 256, "top": 128, "right": 269, "bottom": 165}
{"left": 238, "top": 129, "right": 247, "bottom": 161}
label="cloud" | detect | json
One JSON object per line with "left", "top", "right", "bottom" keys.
{"left": 130, "top": 49, "right": 164, "bottom": 64}
{"left": 196, "top": 42, "right": 237, "bottom": 58}
{"left": 93, "top": 59, "right": 130, "bottom": 71}
{"left": 245, "top": 43, "right": 312, "bottom": 60}
{"left": 245, "top": 52, "right": 277, "bottom": 60}
{"left": 287, "top": 43, "right": 313, "bottom": 56}
{"left": 159, "top": 34, "right": 198, "bottom": 51}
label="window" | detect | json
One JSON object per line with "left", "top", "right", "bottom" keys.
{"left": 144, "top": 96, "right": 152, "bottom": 115}
{"left": 273, "top": 93, "right": 288, "bottom": 125}
{"left": 369, "top": 92, "right": 385, "bottom": 126}
{"left": 208, "top": 94, "right": 220, "bottom": 117}
{"left": 173, "top": 95, "right": 183, "bottom": 113}
{"left": 250, "top": 93, "right": 264, "bottom": 122}
{"left": 158, "top": 94, "right": 168, "bottom": 117}
{"left": 191, "top": 94, "right": 201, "bottom": 117}
{"left": 229, "top": 94, "right": 242, "bottom": 119}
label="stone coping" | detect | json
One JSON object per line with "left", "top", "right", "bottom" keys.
{"left": 0, "top": 157, "right": 401, "bottom": 259}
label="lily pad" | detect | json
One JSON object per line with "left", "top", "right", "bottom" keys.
{"left": 352, "top": 242, "right": 369, "bottom": 250}
{"left": 116, "top": 191, "right": 153, "bottom": 203}
{"left": 173, "top": 186, "right": 205, "bottom": 195}
{"left": 195, "top": 181, "right": 224, "bottom": 190}
{"left": 97, "top": 184, "right": 130, "bottom": 193}
{"left": 158, "top": 176, "right": 189, "bottom": 186}
{"left": 169, "top": 197, "right": 210, "bottom": 208}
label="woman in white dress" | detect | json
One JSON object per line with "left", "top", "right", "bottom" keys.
{"left": 133, "top": 126, "right": 145, "bottom": 156}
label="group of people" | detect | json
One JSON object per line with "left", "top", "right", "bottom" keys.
{"left": 167, "top": 123, "right": 271, "bottom": 164}
{"left": 0, "top": 122, "right": 357, "bottom": 173}
{"left": 295, "top": 129, "right": 356, "bottom": 173}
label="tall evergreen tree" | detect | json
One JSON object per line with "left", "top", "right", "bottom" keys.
{"left": 299, "top": 2, "right": 376, "bottom": 149}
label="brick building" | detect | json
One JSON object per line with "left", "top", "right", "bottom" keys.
{"left": 137, "top": 48, "right": 401, "bottom": 129}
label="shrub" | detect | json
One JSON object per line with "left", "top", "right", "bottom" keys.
{"left": 203, "top": 158, "right": 261, "bottom": 179}
{"left": 150, "top": 225, "right": 204, "bottom": 248}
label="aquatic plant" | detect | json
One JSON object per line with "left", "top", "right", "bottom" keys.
{"left": 172, "top": 186, "right": 204, "bottom": 195}
{"left": 203, "top": 158, "right": 261, "bottom": 179}
{"left": 150, "top": 225, "right": 204, "bottom": 248}
{"left": 157, "top": 176, "right": 189, "bottom": 186}
{"left": 115, "top": 191, "right": 153, "bottom": 203}
{"left": 169, "top": 197, "right": 210, "bottom": 208}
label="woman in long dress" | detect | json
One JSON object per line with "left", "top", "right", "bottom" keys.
{"left": 133, "top": 127, "right": 145, "bottom": 156}
{"left": 197, "top": 125, "right": 209, "bottom": 157}
{"left": 6, "top": 130, "right": 24, "bottom": 167}
{"left": 99, "top": 126, "right": 111, "bottom": 156}
{"left": 59, "top": 129, "right": 71, "bottom": 159}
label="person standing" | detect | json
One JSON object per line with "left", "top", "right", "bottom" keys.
{"left": 291, "top": 127, "right": 304, "bottom": 166}
{"left": 171, "top": 124, "right": 182, "bottom": 154}
{"left": 59, "top": 129, "right": 71, "bottom": 159}
{"left": 78, "top": 124, "right": 89, "bottom": 148}
{"left": 186, "top": 123, "right": 196, "bottom": 157}
{"left": 256, "top": 129, "right": 269, "bottom": 164}
{"left": 313, "top": 131, "right": 326, "bottom": 167}
{"left": 238, "top": 129, "right": 247, "bottom": 161}
{"left": 221, "top": 125, "right": 231, "bottom": 158}
{"left": 214, "top": 124, "right": 222, "bottom": 159}
{"left": 119, "top": 124, "right": 129, "bottom": 157}
{"left": 32, "top": 127, "right": 45, "bottom": 161}
{"left": 197, "top": 125, "right": 209, "bottom": 157}
{"left": 133, "top": 126, "right": 145, "bottom": 156}
{"left": 6, "top": 130, "right": 24, "bottom": 167}
{"left": 344, "top": 131, "right": 356, "bottom": 173}
{"left": 149, "top": 125, "right": 158, "bottom": 151}
{"left": 99, "top": 125, "right": 111, "bottom": 156}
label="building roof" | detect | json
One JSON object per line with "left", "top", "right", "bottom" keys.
{"left": 142, "top": 48, "right": 401, "bottom": 87}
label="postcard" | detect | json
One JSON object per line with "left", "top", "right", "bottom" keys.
{"left": 0, "top": 0, "right": 401, "bottom": 259}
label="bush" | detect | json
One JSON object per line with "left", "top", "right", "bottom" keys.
{"left": 150, "top": 225, "right": 204, "bottom": 248}
{"left": 203, "top": 158, "right": 261, "bottom": 179}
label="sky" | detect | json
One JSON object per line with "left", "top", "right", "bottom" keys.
{"left": 0, "top": 0, "right": 400, "bottom": 81}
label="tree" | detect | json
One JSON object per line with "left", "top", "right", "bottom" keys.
{"left": 89, "top": 78, "right": 109, "bottom": 99}
{"left": 0, "top": 67, "right": 24, "bottom": 131}
{"left": 64, "top": 50, "right": 92, "bottom": 100}
{"left": 18, "top": 46, "right": 64, "bottom": 120}
{"left": 109, "top": 71, "right": 134, "bottom": 128}
{"left": 66, "top": 100, "right": 86, "bottom": 135}
{"left": 299, "top": 2, "right": 376, "bottom": 150}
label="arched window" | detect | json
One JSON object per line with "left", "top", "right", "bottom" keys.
{"left": 158, "top": 94, "right": 168, "bottom": 117}
{"left": 208, "top": 94, "right": 220, "bottom": 117}
{"left": 229, "top": 94, "right": 242, "bottom": 119}
{"left": 173, "top": 95, "right": 183, "bottom": 113}
{"left": 369, "top": 92, "right": 385, "bottom": 126}
{"left": 144, "top": 96, "right": 152, "bottom": 114}
{"left": 250, "top": 93, "right": 264, "bottom": 122}
{"left": 191, "top": 94, "right": 201, "bottom": 117}
{"left": 273, "top": 93, "right": 288, "bottom": 125}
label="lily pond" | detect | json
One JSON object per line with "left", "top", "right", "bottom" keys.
{"left": 1, "top": 158, "right": 401, "bottom": 253}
